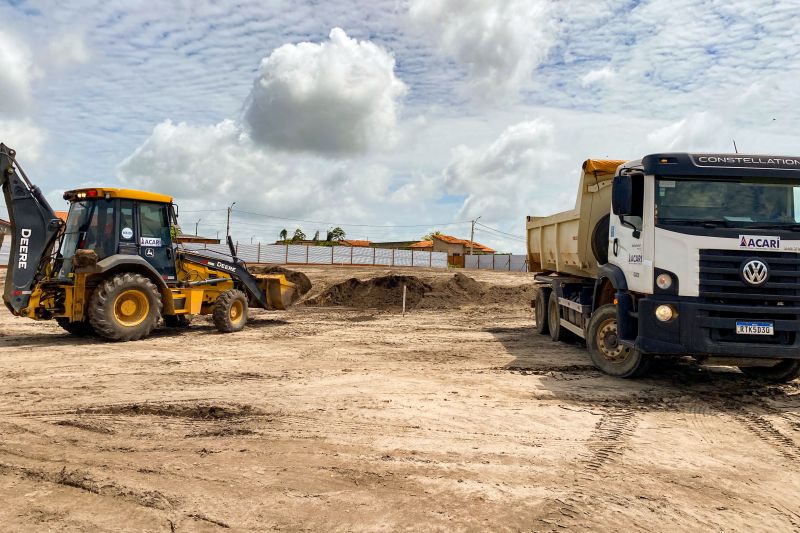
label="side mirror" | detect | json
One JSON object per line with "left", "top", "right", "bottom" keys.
{"left": 612, "top": 175, "right": 633, "bottom": 215}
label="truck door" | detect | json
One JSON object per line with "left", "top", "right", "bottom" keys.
{"left": 609, "top": 173, "right": 650, "bottom": 292}
{"left": 136, "top": 201, "right": 177, "bottom": 281}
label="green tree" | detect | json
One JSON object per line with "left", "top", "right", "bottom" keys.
{"left": 312, "top": 230, "right": 320, "bottom": 242}
{"left": 328, "top": 226, "right": 346, "bottom": 241}
{"left": 279, "top": 228, "right": 288, "bottom": 241}
{"left": 421, "top": 230, "right": 442, "bottom": 241}
{"left": 292, "top": 228, "right": 306, "bottom": 242}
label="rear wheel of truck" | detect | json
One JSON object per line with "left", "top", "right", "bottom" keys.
{"left": 739, "top": 360, "right": 800, "bottom": 383}
{"left": 534, "top": 289, "right": 550, "bottom": 335}
{"left": 587, "top": 304, "right": 649, "bottom": 378}
{"left": 547, "top": 292, "right": 573, "bottom": 342}
{"left": 89, "top": 273, "right": 162, "bottom": 342}
{"left": 213, "top": 289, "right": 248, "bottom": 333}
{"left": 56, "top": 318, "right": 95, "bottom": 337}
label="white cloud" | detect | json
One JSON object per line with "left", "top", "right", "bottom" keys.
{"left": 244, "top": 28, "right": 407, "bottom": 156}
{"left": 580, "top": 66, "right": 615, "bottom": 87}
{"left": 0, "top": 32, "right": 38, "bottom": 115}
{"left": 444, "top": 119, "right": 568, "bottom": 225}
{"left": 645, "top": 111, "right": 732, "bottom": 152}
{"left": 0, "top": 119, "right": 46, "bottom": 161}
{"left": 45, "top": 31, "right": 90, "bottom": 70}
{"left": 408, "top": 0, "right": 556, "bottom": 97}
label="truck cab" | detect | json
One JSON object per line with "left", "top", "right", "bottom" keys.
{"left": 528, "top": 153, "right": 800, "bottom": 382}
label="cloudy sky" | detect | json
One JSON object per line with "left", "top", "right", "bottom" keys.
{"left": 2, "top": 0, "right": 800, "bottom": 252}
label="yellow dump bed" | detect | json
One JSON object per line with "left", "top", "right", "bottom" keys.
{"left": 526, "top": 159, "right": 626, "bottom": 278}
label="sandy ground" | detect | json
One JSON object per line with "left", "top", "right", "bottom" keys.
{"left": 0, "top": 266, "right": 799, "bottom": 532}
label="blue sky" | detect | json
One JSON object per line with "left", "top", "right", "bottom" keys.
{"left": 2, "top": 0, "right": 800, "bottom": 251}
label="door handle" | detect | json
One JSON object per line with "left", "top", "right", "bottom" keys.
{"left": 612, "top": 238, "right": 619, "bottom": 257}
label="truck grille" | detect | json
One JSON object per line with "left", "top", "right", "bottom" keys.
{"left": 699, "top": 249, "right": 800, "bottom": 305}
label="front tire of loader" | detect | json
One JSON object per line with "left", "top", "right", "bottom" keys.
{"left": 212, "top": 289, "right": 248, "bottom": 333}
{"left": 739, "top": 360, "right": 800, "bottom": 383}
{"left": 88, "top": 273, "right": 162, "bottom": 342}
{"left": 56, "top": 318, "right": 95, "bottom": 337}
{"left": 586, "top": 304, "right": 649, "bottom": 378}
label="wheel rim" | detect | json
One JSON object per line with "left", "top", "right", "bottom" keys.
{"left": 596, "top": 318, "right": 631, "bottom": 363}
{"left": 229, "top": 300, "right": 244, "bottom": 324}
{"left": 113, "top": 289, "right": 149, "bottom": 327}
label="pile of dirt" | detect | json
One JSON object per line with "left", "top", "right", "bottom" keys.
{"left": 251, "top": 265, "right": 312, "bottom": 296}
{"left": 306, "top": 274, "right": 432, "bottom": 309}
{"left": 306, "top": 272, "right": 536, "bottom": 310}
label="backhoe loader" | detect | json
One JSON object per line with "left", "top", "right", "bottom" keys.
{"left": 1, "top": 143, "right": 296, "bottom": 341}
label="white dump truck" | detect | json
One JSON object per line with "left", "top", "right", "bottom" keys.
{"left": 527, "top": 154, "right": 800, "bottom": 382}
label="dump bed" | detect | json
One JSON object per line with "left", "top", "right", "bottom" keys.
{"left": 526, "top": 159, "right": 626, "bottom": 279}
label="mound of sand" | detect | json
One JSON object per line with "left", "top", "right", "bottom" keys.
{"left": 306, "top": 272, "right": 535, "bottom": 310}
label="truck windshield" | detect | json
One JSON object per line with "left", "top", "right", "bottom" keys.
{"left": 655, "top": 177, "right": 800, "bottom": 228}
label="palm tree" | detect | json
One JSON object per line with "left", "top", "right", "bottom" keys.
{"left": 329, "top": 226, "right": 346, "bottom": 241}
{"left": 279, "top": 228, "right": 288, "bottom": 242}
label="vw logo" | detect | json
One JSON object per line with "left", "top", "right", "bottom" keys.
{"left": 742, "top": 259, "right": 769, "bottom": 286}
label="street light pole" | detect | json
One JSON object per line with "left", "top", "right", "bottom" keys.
{"left": 470, "top": 216, "right": 481, "bottom": 255}
{"left": 195, "top": 218, "right": 201, "bottom": 236}
{"left": 226, "top": 202, "right": 236, "bottom": 239}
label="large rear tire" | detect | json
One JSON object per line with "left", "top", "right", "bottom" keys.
{"left": 586, "top": 304, "right": 649, "bottom": 378}
{"left": 534, "top": 288, "right": 550, "bottom": 335}
{"left": 740, "top": 360, "right": 800, "bottom": 383}
{"left": 56, "top": 318, "right": 95, "bottom": 337}
{"left": 88, "top": 273, "right": 162, "bottom": 342}
{"left": 212, "top": 290, "right": 248, "bottom": 333}
{"left": 548, "top": 292, "right": 573, "bottom": 342}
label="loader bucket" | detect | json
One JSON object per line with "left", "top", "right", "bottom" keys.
{"left": 256, "top": 274, "right": 298, "bottom": 310}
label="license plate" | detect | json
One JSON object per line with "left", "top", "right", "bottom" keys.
{"left": 735, "top": 321, "right": 774, "bottom": 335}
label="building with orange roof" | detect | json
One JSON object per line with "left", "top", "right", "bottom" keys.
{"left": 407, "top": 234, "right": 495, "bottom": 256}
{"left": 338, "top": 239, "right": 372, "bottom": 247}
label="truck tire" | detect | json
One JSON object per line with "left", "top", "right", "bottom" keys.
{"left": 213, "top": 289, "right": 248, "bottom": 333}
{"left": 534, "top": 288, "right": 550, "bottom": 335}
{"left": 88, "top": 273, "right": 162, "bottom": 342}
{"left": 739, "top": 360, "right": 800, "bottom": 383}
{"left": 591, "top": 214, "right": 610, "bottom": 265}
{"left": 548, "top": 292, "right": 573, "bottom": 342}
{"left": 586, "top": 304, "right": 649, "bottom": 378}
{"left": 56, "top": 317, "right": 95, "bottom": 337}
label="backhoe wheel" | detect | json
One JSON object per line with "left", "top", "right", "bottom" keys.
{"left": 548, "top": 292, "right": 573, "bottom": 342}
{"left": 534, "top": 289, "right": 550, "bottom": 335}
{"left": 739, "top": 360, "right": 800, "bottom": 383}
{"left": 587, "top": 304, "right": 649, "bottom": 378}
{"left": 213, "top": 290, "right": 248, "bottom": 333}
{"left": 88, "top": 273, "right": 162, "bottom": 342}
{"left": 56, "top": 317, "right": 95, "bottom": 337}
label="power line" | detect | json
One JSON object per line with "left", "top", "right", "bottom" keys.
{"left": 473, "top": 226, "right": 526, "bottom": 242}
{"left": 232, "top": 208, "right": 472, "bottom": 229}
{"left": 475, "top": 221, "right": 526, "bottom": 240}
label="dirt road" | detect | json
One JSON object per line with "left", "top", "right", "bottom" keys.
{"left": 0, "top": 266, "right": 798, "bottom": 531}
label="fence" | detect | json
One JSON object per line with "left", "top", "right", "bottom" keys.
{"left": 0, "top": 241, "right": 7, "bottom": 268}
{"left": 184, "top": 242, "right": 449, "bottom": 269}
{"left": 465, "top": 254, "right": 528, "bottom": 272}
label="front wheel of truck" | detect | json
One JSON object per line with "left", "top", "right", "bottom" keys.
{"left": 739, "top": 360, "right": 800, "bottom": 383}
{"left": 587, "top": 304, "right": 649, "bottom": 378}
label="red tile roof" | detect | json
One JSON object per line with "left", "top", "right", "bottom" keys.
{"left": 339, "top": 239, "right": 372, "bottom": 247}
{"left": 409, "top": 240, "right": 433, "bottom": 249}
{"left": 54, "top": 211, "right": 68, "bottom": 223}
{"left": 432, "top": 234, "right": 495, "bottom": 253}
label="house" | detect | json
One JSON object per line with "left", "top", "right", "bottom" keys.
{"left": 409, "top": 234, "right": 495, "bottom": 256}
{"left": 338, "top": 239, "right": 372, "bottom": 247}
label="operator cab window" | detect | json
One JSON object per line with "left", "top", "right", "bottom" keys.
{"left": 139, "top": 202, "right": 171, "bottom": 243}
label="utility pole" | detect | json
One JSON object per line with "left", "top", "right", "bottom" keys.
{"left": 250, "top": 235, "right": 255, "bottom": 244}
{"left": 226, "top": 201, "right": 236, "bottom": 239}
{"left": 470, "top": 216, "right": 481, "bottom": 255}
{"left": 195, "top": 218, "right": 201, "bottom": 236}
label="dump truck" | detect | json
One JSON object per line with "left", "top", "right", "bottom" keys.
{"left": 527, "top": 153, "right": 800, "bottom": 382}
{"left": 1, "top": 143, "right": 296, "bottom": 341}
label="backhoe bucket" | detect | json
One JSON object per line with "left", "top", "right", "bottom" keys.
{"left": 257, "top": 274, "right": 297, "bottom": 310}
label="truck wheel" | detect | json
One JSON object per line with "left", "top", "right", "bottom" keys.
{"left": 548, "top": 292, "right": 573, "bottom": 342}
{"left": 89, "top": 273, "right": 162, "bottom": 342}
{"left": 56, "top": 317, "right": 95, "bottom": 337}
{"left": 534, "top": 289, "right": 550, "bottom": 335}
{"left": 586, "top": 304, "right": 649, "bottom": 378}
{"left": 739, "top": 360, "right": 800, "bottom": 383}
{"left": 213, "top": 290, "right": 248, "bottom": 333}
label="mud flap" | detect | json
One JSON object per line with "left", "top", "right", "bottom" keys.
{"left": 616, "top": 291, "right": 637, "bottom": 345}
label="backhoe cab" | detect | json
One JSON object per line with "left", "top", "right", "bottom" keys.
{"left": 1, "top": 143, "right": 296, "bottom": 341}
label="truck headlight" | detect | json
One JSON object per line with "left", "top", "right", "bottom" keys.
{"left": 656, "top": 273, "right": 673, "bottom": 290}
{"left": 655, "top": 304, "right": 676, "bottom": 322}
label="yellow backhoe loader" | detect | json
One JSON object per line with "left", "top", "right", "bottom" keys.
{"left": 1, "top": 143, "right": 296, "bottom": 341}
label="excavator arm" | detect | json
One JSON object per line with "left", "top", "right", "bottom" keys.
{"left": 0, "top": 144, "right": 64, "bottom": 314}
